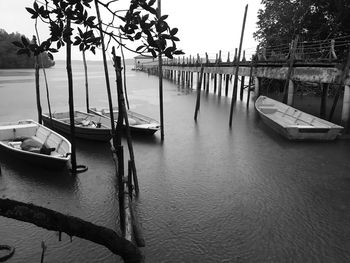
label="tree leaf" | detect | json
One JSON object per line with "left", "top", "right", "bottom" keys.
{"left": 21, "top": 36, "right": 29, "bottom": 47}
{"left": 170, "top": 28, "right": 178, "bottom": 36}
{"left": 12, "top": 41, "right": 24, "bottom": 48}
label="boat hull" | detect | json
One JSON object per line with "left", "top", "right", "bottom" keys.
{"left": 89, "top": 108, "right": 160, "bottom": 136}
{"left": 0, "top": 120, "right": 71, "bottom": 169}
{"left": 42, "top": 112, "right": 112, "bottom": 142}
{"left": 255, "top": 96, "right": 343, "bottom": 141}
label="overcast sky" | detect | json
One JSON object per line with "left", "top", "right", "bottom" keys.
{"left": 0, "top": 0, "right": 262, "bottom": 60}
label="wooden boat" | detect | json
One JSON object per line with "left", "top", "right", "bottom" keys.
{"left": 42, "top": 111, "right": 112, "bottom": 142}
{"left": 0, "top": 120, "right": 71, "bottom": 168}
{"left": 255, "top": 96, "right": 343, "bottom": 140}
{"left": 89, "top": 107, "right": 160, "bottom": 135}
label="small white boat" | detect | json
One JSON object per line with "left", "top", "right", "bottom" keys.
{"left": 255, "top": 96, "right": 343, "bottom": 140}
{"left": 0, "top": 120, "right": 71, "bottom": 168}
{"left": 89, "top": 107, "right": 160, "bottom": 135}
{"left": 42, "top": 111, "right": 112, "bottom": 142}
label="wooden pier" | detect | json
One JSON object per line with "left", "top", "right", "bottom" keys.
{"left": 136, "top": 38, "right": 350, "bottom": 132}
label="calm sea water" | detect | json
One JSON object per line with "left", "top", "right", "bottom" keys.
{"left": 1, "top": 60, "right": 350, "bottom": 262}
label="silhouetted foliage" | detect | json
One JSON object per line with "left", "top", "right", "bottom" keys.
{"left": 21, "top": 0, "right": 184, "bottom": 59}
{"left": 0, "top": 29, "right": 54, "bottom": 69}
{"left": 254, "top": 0, "right": 350, "bottom": 46}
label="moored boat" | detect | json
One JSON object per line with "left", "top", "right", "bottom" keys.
{"left": 89, "top": 107, "right": 160, "bottom": 135}
{"left": 0, "top": 120, "right": 71, "bottom": 168}
{"left": 42, "top": 111, "right": 112, "bottom": 142}
{"left": 255, "top": 96, "right": 343, "bottom": 140}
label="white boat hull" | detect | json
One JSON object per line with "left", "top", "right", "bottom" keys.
{"left": 255, "top": 96, "right": 343, "bottom": 141}
{"left": 0, "top": 120, "right": 71, "bottom": 168}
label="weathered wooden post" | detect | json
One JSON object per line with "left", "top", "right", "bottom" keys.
{"left": 283, "top": 36, "right": 299, "bottom": 104}
{"left": 65, "top": 19, "right": 77, "bottom": 172}
{"left": 320, "top": 83, "right": 329, "bottom": 118}
{"left": 225, "top": 51, "right": 230, "bottom": 96}
{"left": 287, "top": 80, "right": 295, "bottom": 106}
{"left": 341, "top": 85, "right": 350, "bottom": 131}
{"left": 94, "top": 0, "right": 117, "bottom": 148}
{"left": 82, "top": 50, "right": 89, "bottom": 112}
{"left": 112, "top": 50, "right": 140, "bottom": 195}
{"left": 214, "top": 53, "right": 218, "bottom": 94}
{"left": 32, "top": 36, "right": 43, "bottom": 124}
{"left": 218, "top": 50, "right": 222, "bottom": 97}
{"left": 229, "top": 4, "right": 248, "bottom": 127}
{"left": 194, "top": 66, "right": 204, "bottom": 121}
{"left": 158, "top": 0, "right": 165, "bottom": 141}
{"left": 205, "top": 52, "right": 210, "bottom": 94}
{"left": 239, "top": 51, "right": 246, "bottom": 100}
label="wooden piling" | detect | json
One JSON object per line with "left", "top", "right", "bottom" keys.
{"left": 65, "top": 19, "right": 77, "bottom": 172}
{"left": 329, "top": 48, "right": 350, "bottom": 122}
{"left": 158, "top": 0, "right": 165, "bottom": 141}
{"left": 33, "top": 36, "right": 42, "bottom": 124}
{"left": 320, "top": 83, "right": 329, "bottom": 118}
{"left": 95, "top": 0, "right": 117, "bottom": 148}
{"left": 218, "top": 51, "right": 222, "bottom": 97}
{"left": 82, "top": 50, "right": 89, "bottom": 112}
{"left": 282, "top": 36, "right": 299, "bottom": 104}
{"left": 194, "top": 66, "right": 204, "bottom": 121}
{"left": 287, "top": 80, "right": 294, "bottom": 106}
{"left": 112, "top": 51, "right": 140, "bottom": 195}
{"left": 229, "top": 4, "right": 248, "bottom": 127}
{"left": 341, "top": 85, "right": 350, "bottom": 131}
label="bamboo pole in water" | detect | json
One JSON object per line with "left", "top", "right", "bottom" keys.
{"left": 82, "top": 50, "right": 89, "bottom": 113}
{"left": 119, "top": 34, "right": 130, "bottom": 110}
{"left": 32, "top": 36, "right": 43, "bottom": 124}
{"left": 239, "top": 51, "right": 246, "bottom": 100}
{"left": 229, "top": 4, "right": 248, "bottom": 127}
{"left": 282, "top": 36, "right": 299, "bottom": 104}
{"left": 66, "top": 19, "right": 77, "bottom": 172}
{"left": 194, "top": 66, "right": 204, "bottom": 121}
{"left": 320, "top": 83, "right": 328, "bottom": 118}
{"left": 112, "top": 50, "right": 139, "bottom": 195}
{"left": 158, "top": 0, "right": 164, "bottom": 141}
{"left": 94, "top": 0, "right": 117, "bottom": 148}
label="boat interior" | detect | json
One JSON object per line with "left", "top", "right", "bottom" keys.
{"left": 0, "top": 122, "right": 70, "bottom": 157}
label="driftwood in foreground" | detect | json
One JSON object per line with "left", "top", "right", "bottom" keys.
{"left": 0, "top": 198, "right": 143, "bottom": 263}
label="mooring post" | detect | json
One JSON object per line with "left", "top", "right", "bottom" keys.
{"left": 239, "top": 51, "right": 246, "bottom": 101}
{"left": 287, "top": 80, "right": 295, "bottom": 106}
{"left": 117, "top": 145, "right": 125, "bottom": 235}
{"left": 194, "top": 66, "right": 204, "bottom": 121}
{"left": 246, "top": 63, "right": 254, "bottom": 108}
{"left": 254, "top": 77, "right": 261, "bottom": 99}
{"left": 229, "top": 4, "right": 248, "bottom": 127}
{"left": 283, "top": 36, "right": 299, "bottom": 104}
{"left": 329, "top": 48, "right": 350, "bottom": 122}
{"left": 32, "top": 36, "right": 43, "bottom": 125}
{"left": 218, "top": 50, "right": 222, "bottom": 97}
{"left": 320, "top": 83, "right": 329, "bottom": 118}
{"left": 214, "top": 53, "right": 218, "bottom": 94}
{"left": 65, "top": 19, "right": 77, "bottom": 172}
{"left": 341, "top": 85, "right": 350, "bottom": 131}
{"left": 112, "top": 50, "right": 140, "bottom": 195}
{"left": 82, "top": 50, "right": 90, "bottom": 112}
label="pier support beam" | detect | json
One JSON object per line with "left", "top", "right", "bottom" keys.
{"left": 287, "top": 80, "right": 295, "bottom": 106}
{"left": 341, "top": 85, "right": 350, "bottom": 131}
{"left": 254, "top": 77, "right": 261, "bottom": 99}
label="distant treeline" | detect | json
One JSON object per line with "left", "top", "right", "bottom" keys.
{"left": 0, "top": 29, "right": 55, "bottom": 69}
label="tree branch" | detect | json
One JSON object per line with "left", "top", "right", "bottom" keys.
{"left": 0, "top": 198, "right": 144, "bottom": 263}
